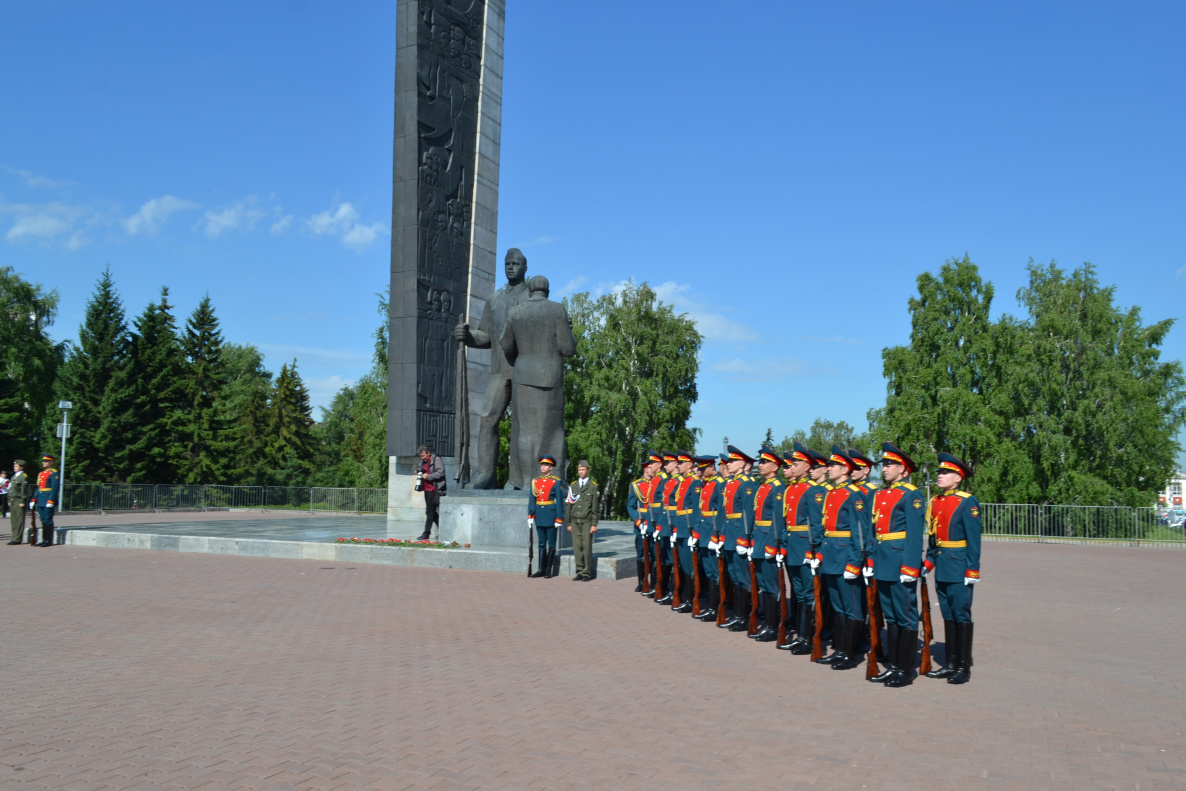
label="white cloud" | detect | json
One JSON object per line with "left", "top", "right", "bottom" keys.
{"left": 1177, "top": 265, "right": 1186, "bottom": 279}
{"left": 2, "top": 166, "right": 72, "bottom": 190}
{"left": 553, "top": 275, "right": 588, "bottom": 299}
{"left": 271, "top": 214, "right": 293, "bottom": 234}
{"left": 306, "top": 201, "right": 387, "bottom": 252}
{"left": 711, "top": 356, "right": 836, "bottom": 383}
{"left": 309, "top": 375, "right": 356, "bottom": 415}
{"left": 123, "top": 195, "right": 199, "bottom": 236}
{"left": 202, "top": 200, "right": 265, "bottom": 238}
{"left": 1, "top": 200, "right": 93, "bottom": 248}
{"left": 797, "top": 334, "right": 860, "bottom": 345}
{"left": 526, "top": 235, "right": 557, "bottom": 247}
{"left": 257, "top": 343, "right": 370, "bottom": 366}
{"left": 652, "top": 280, "right": 754, "bottom": 343}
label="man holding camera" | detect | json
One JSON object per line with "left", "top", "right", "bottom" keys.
{"left": 415, "top": 446, "right": 446, "bottom": 541}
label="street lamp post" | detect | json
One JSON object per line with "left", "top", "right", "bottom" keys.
{"left": 56, "top": 401, "right": 71, "bottom": 511}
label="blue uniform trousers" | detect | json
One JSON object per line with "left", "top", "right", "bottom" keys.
{"left": 699, "top": 547, "right": 720, "bottom": 581}
{"left": 657, "top": 539, "right": 673, "bottom": 568}
{"left": 726, "top": 550, "right": 750, "bottom": 588}
{"left": 787, "top": 564, "right": 814, "bottom": 605}
{"left": 536, "top": 526, "right": 558, "bottom": 554}
{"left": 37, "top": 504, "right": 54, "bottom": 532}
{"left": 676, "top": 542, "right": 695, "bottom": 577}
{"left": 753, "top": 557, "right": 778, "bottom": 596}
{"left": 876, "top": 579, "right": 918, "bottom": 627}
{"left": 824, "top": 573, "right": 862, "bottom": 619}
{"left": 935, "top": 580, "right": 974, "bottom": 623}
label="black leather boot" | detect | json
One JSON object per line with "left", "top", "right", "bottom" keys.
{"left": 755, "top": 593, "right": 778, "bottom": 642}
{"left": 697, "top": 578, "right": 718, "bottom": 621}
{"left": 674, "top": 575, "right": 693, "bottom": 613}
{"left": 789, "top": 603, "right": 814, "bottom": 654}
{"left": 642, "top": 561, "right": 655, "bottom": 597}
{"left": 926, "top": 619, "right": 959, "bottom": 678}
{"left": 817, "top": 616, "right": 847, "bottom": 664}
{"left": 886, "top": 629, "right": 918, "bottom": 687}
{"left": 870, "top": 623, "right": 899, "bottom": 683}
{"left": 832, "top": 619, "right": 863, "bottom": 670}
{"left": 656, "top": 568, "right": 674, "bottom": 604}
{"left": 543, "top": 549, "right": 554, "bottom": 578}
{"left": 948, "top": 622, "right": 973, "bottom": 684}
{"left": 728, "top": 588, "right": 750, "bottom": 631}
{"left": 635, "top": 561, "right": 645, "bottom": 592}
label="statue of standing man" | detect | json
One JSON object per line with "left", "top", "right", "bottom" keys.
{"left": 500, "top": 275, "right": 577, "bottom": 489}
{"left": 454, "top": 248, "right": 530, "bottom": 488}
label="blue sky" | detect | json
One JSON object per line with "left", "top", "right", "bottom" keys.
{"left": 3, "top": 1, "right": 1185, "bottom": 459}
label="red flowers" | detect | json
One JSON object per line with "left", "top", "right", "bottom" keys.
{"left": 334, "top": 537, "right": 468, "bottom": 549}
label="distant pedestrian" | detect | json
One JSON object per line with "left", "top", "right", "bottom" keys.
{"left": 7, "top": 460, "right": 28, "bottom": 545}
{"left": 564, "top": 460, "right": 600, "bottom": 581}
{"left": 415, "top": 445, "right": 446, "bottom": 541}
{"left": 0, "top": 470, "right": 9, "bottom": 517}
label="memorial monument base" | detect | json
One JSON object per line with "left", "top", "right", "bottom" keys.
{"left": 439, "top": 488, "right": 572, "bottom": 549}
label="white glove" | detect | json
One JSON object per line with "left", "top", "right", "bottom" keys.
{"left": 843, "top": 570, "right": 858, "bottom": 581}
{"left": 920, "top": 565, "right": 930, "bottom": 577}
{"left": 708, "top": 540, "right": 720, "bottom": 552}
{"left": 899, "top": 574, "right": 915, "bottom": 585}
{"left": 808, "top": 556, "right": 821, "bottom": 570}
{"left": 964, "top": 576, "right": 979, "bottom": 586}
{"left": 528, "top": 517, "right": 535, "bottom": 529}
{"left": 669, "top": 535, "right": 677, "bottom": 546}
{"left": 775, "top": 553, "right": 785, "bottom": 567}
{"left": 713, "top": 545, "right": 722, "bottom": 557}
{"left": 862, "top": 565, "right": 874, "bottom": 579}
{"left": 764, "top": 548, "right": 775, "bottom": 560}
{"left": 736, "top": 545, "right": 748, "bottom": 556}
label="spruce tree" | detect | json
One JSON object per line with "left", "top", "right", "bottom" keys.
{"left": 52, "top": 267, "right": 130, "bottom": 482}
{"left": 219, "top": 343, "right": 273, "bottom": 485}
{"left": 267, "top": 359, "right": 315, "bottom": 485}
{"left": 177, "top": 295, "right": 229, "bottom": 483}
{"left": 109, "top": 287, "right": 186, "bottom": 482}
{"left": 0, "top": 267, "right": 62, "bottom": 464}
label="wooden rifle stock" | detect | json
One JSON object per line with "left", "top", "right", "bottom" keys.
{"left": 811, "top": 563, "right": 824, "bottom": 662}
{"left": 777, "top": 561, "right": 788, "bottom": 646}
{"left": 671, "top": 537, "right": 682, "bottom": 607}
{"left": 747, "top": 557, "right": 759, "bottom": 635}
{"left": 919, "top": 573, "right": 934, "bottom": 674}
{"left": 654, "top": 537, "right": 664, "bottom": 600}
{"left": 865, "top": 577, "right": 882, "bottom": 680}
{"left": 642, "top": 534, "right": 653, "bottom": 594}
{"left": 527, "top": 519, "right": 534, "bottom": 578}
{"left": 691, "top": 543, "right": 702, "bottom": 616}
{"left": 716, "top": 552, "right": 727, "bottom": 626}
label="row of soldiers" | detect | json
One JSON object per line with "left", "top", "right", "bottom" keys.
{"left": 625, "top": 443, "right": 982, "bottom": 686}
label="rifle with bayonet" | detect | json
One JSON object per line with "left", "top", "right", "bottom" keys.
{"left": 746, "top": 491, "right": 759, "bottom": 636}
{"left": 857, "top": 491, "right": 883, "bottom": 680}
{"left": 918, "top": 463, "right": 935, "bottom": 673}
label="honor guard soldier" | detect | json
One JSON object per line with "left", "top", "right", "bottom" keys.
{"left": 32, "top": 454, "right": 59, "bottom": 547}
{"left": 719, "top": 445, "right": 756, "bottom": 631}
{"left": 867, "top": 443, "right": 926, "bottom": 687}
{"left": 748, "top": 447, "right": 786, "bottom": 642}
{"left": 816, "top": 446, "right": 872, "bottom": 669}
{"left": 807, "top": 449, "right": 831, "bottom": 485}
{"left": 669, "top": 451, "right": 698, "bottom": 612}
{"left": 528, "top": 455, "right": 566, "bottom": 578}
{"left": 778, "top": 443, "right": 824, "bottom": 653}
{"left": 693, "top": 456, "right": 725, "bottom": 621}
{"left": 849, "top": 449, "right": 879, "bottom": 499}
{"left": 627, "top": 452, "right": 663, "bottom": 593}
{"left": 651, "top": 452, "right": 680, "bottom": 604}
{"left": 923, "top": 453, "right": 981, "bottom": 684}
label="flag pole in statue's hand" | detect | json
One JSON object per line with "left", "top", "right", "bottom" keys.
{"left": 455, "top": 320, "right": 471, "bottom": 488}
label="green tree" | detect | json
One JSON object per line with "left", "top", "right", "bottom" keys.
{"left": 563, "top": 280, "right": 702, "bottom": 518}
{"left": 267, "top": 359, "right": 315, "bottom": 484}
{"left": 111, "top": 287, "right": 187, "bottom": 482}
{"left": 1009, "top": 261, "right": 1185, "bottom": 506}
{"left": 0, "top": 266, "right": 63, "bottom": 464}
{"left": 51, "top": 267, "right": 128, "bottom": 482}
{"left": 777, "top": 418, "right": 870, "bottom": 457}
{"left": 219, "top": 343, "right": 273, "bottom": 484}
{"left": 176, "top": 295, "right": 230, "bottom": 483}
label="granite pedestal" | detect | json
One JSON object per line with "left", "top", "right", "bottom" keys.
{"left": 439, "top": 488, "right": 572, "bottom": 549}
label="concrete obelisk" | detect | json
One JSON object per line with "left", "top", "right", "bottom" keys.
{"left": 386, "top": 0, "right": 504, "bottom": 521}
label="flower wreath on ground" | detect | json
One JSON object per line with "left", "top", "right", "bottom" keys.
{"left": 335, "top": 537, "right": 470, "bottom": 548}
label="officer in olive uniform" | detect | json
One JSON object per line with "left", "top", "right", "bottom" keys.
{"left": 565, "top": 460, "right": 600, "bottom": 581}
{"left": 32, "top": 454, "right": 59, "bottom": 547}
{"left": 748, "top": 447, "right": 786, "bottom": 643}
{"left": 693, "top": 456, "right": 725, "bottom": 621}
{"left": 719, "top": 445, "right": 756, "bottom": 631}
{"left": 867, "top": 442, "right": 926, "bottom": 687}
{"left": 7, "top": 460, "right": 29, "bottom": 545}
{"left": 528, "top": 455, "right": 567, "bottom": 578}
{"left": 778, "top": 443, "right": 823, "bottom": 653}
{"left": 816, "top": 446, "right": 871, "bottom": 670}
{"left": 627, "top": 451, "right": 663, "bottom": 593}
{"left": 669, "top": 451, "right": 698, "bottom": 612}
{"left": 923, "top": 452, "right": 981, "bottom": 684}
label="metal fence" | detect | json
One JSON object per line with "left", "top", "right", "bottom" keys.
{"left": 58, "top": 484, "right": 388, "bottom": 515}
{"left": 979, "top": 503, "right": 1181, "bottom": 547}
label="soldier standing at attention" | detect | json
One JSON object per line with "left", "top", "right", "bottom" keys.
{"left": 867, "top": 443, "right": 926, "bottom": 687}
{"left": 816, "top": 446, "right": 871, "bottom": 669}
{"left": 778, "top": 443, "right": 822, "bottom": 653}
{"left": 693, "top": 456, "right": 725, "bottom": 621}
{"left": 7, "top": 460, "right": 28, "bottom": 545}
{"left": 32, "top": 454, "right": 59, "bottom": 547}
{"left": 528, "top": 455, "right": 566, "bottom": 579}
{"left": 564, "top": 460, "right": 600, "bottom": 581}
{"left": 923, "top": 453, "right": 981, "bottom": 685}
{"left": 647, "top": 453, "right": 674, "bottom": 602}
{"left": 653, "top": 453, "right": 681, "bottom": 604}
{"left": 720, "top": 446, "right": 756, "bottom": 632}
{"left": 670, "top": 451, "right": 698, "bottom": 613}
{"left": 627, "top": 452, "right": 662, "bottom": 593}
{"left": 748, "top": 447, "right": 786, "bottom": 643}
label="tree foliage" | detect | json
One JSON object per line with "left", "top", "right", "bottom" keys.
{"left": 776, "top": 418, "right": 871, "bottom": 458}
{"left": 176, "top": 295, "right": 230, "bottom": 483}
{"left": 563, "top": 281, "right": 702, "bottom": 518}
{"left": 0, "top": 266, "right": 62, "bottom": 464}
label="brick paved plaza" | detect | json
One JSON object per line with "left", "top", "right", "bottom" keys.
{"left": 1, "top": 540, "right": 1182, "bottom": 790}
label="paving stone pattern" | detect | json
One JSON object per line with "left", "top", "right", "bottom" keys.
{"left": 0, "top": 542, "right": 1182, "bottom": 790}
